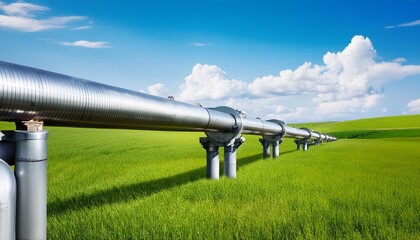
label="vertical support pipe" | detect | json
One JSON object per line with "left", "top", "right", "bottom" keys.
{"left": 14, "top": 130, "right": 48, "bottom": 240}
{"left": 0, "top": 159, "right": 16, "bottom": 240}
{"left": 223, "top": 137, "right": 245, "bottom": 179}
{"left": 259, "top": 139, "right": 270, "bottom": 159}
{"left": 303, "top": 142, "right": 308, "bottom": 151}
{"left": 0, "top": 141, "right": 16, "bottom": 166}
{"left": 224, "top": 145, "right": 236, "bottom": 179}
{"left": 272, "top": 141, "right": 279, "bottom": 158}
{"left": 206, "top": 142, "right": 219, "bottom": 180}
{"left": 295, "top": 140, "right": 301, "bottom": 150}
{"left": 200, "top": 138, "right": 220, "bottom": 180}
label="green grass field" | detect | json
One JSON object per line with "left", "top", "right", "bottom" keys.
{"left": 3, "top": 114, "right": 420, "bottom": 239}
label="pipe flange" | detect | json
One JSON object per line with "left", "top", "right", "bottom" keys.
{"left": 262, "top": 119, "right": 287, "bottom": 142}
{"left": 205, "top": 106, "right": 243, "bottom": 146}
{"left": 300, "top": 127, "right": 312, "bottom": 140}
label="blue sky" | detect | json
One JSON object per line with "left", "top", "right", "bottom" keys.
{"left": 1, "top": 0, "right": 420, "bottom": 122}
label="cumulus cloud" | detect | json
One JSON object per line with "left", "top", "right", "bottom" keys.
{"left": 177, "top": 63, "right": 248, "bottom": 102}
{"left": 249, "top": 35, "right": 420, "bottom": 115}
{"left": 407, "top": 98, "right": 420, "bottom": 113}
{"left": 249, "top": 35, "right": 420, "bottom": 98}
{"left": 386, "top": 19, "right": 420, "bottom": 29}
{"left": 0, "top": 1, "right": 87, "bottom": 32}
{"left": 61, "top": 40, "right": 110, "bottom": 48}
{"left": 147, "top": 83, "right": 168, "bottom": 97}
{"left": 315, "top": 94, "right": 383, "bottom": 116}
{"left": 172, "top": 35, "right": 420, "bottom": 121}
{"left": 0, "top": 1, "right": 48, "bottom": 16}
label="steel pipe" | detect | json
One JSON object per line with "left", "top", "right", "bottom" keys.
{"left": 224, "top": 145, "right": 236, "bottom": 178}
{"left": 0, "top": 61, "right": 234, "bottom": 132}
{"left": 0, "top": 61, "right": 335, "bottom": 140}
{"left": 0, "top": 158, "right": 15, "bottom": 240}
{"left": 14, "top": 130, "right": 48, "bottom": 240}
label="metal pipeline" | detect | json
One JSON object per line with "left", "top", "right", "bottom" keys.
{"left": 0, "top": 61, "right": 234, "bottom": 132}
{"left": 0, "top": 158, "right": 15, "bottom": 240}
{"left": 0, "top": 61, "right": 335, "bottom": 140}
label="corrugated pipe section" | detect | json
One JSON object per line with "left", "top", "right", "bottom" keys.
{"left": 0, "top": 60, "right": 336, "bottom": 141}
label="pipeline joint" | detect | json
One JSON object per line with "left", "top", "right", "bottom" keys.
{"left": 205, "top": 106, "right": 244, "bottom": 146}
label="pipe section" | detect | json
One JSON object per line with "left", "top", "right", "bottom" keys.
{"left": 0, "top": 159, "right": 15, "bottom": 240}
{"left": 224, "top": 145, "right": 236, "bottom": 178}
{"left": 14, "top": 130, "right": 48, "bottom": 240}
{"left": 0, "top": 61, "right": 335, "bottom": 140}
{"left": 0, "top": 61, "right": 234, "bottom": 132}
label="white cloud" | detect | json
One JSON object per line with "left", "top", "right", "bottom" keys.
{"left": 177, "top": 63, "right": 248, "bottom": 102}
{"left": 249, "top": 62, "right": 330, "bottom": 96}
{"left": 250, "top": 35, "right": 420, "bottom": 99}
{"left": 61, "top": 40, "right": 110, "bottom": 48}
{"left": 73, "top": 25, "right": 91, "bottom": 30}
{"left": 147, "top": 83, "right": 168, "bottom": 97}
{"left": 0, "top": 1, "right": 48, "bottom": 16}
{"left": 0, "top": 1, "right": 87, "bottom": 32}
{"left": 386, "top": 19, "right": 420, "bottom": 29}
{"left": 314, "top": 93, "right": 383, "bottom": 116}
{"left": 192, "top": 42, "right": 211, "bottom": 47}
{"left": 265, "top": 106, "right": 311, "bottom": 123}
{"left": 248, "top": 35, "right": 420, "bottom": 117}
{"left": 167, "top": 35, "right": 420, "bottom": 122}
{"left": 275, "top": 105, "right": 287, "bottom": 113}
{"left": 407, "top": 98, "right": 420, "bottom": 113}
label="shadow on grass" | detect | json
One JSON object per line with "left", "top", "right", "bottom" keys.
{"left": 48, "top": 149, "right": 297, "bottom": 216}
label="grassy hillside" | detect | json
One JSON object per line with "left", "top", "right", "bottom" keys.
{"left": 1, "top": 114, "right": 419, "bottom": 239}
{"left": 291, "top": 114, "right": 420, "bottom": 139}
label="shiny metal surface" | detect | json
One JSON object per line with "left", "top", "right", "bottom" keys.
{"left": 0, "top": 61, "right": 234, "bottom": 132}
{"left": 0, "top": 61, "right": 336, "bottom": 140}
{"left": 0, "top": 158, "right": 15, "bottom": 240}
{"left": 284, "top": 126, "right": 310, "bottom": 139}
{"left": 14, "top": 130, "right": 48, "bottom": 240}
